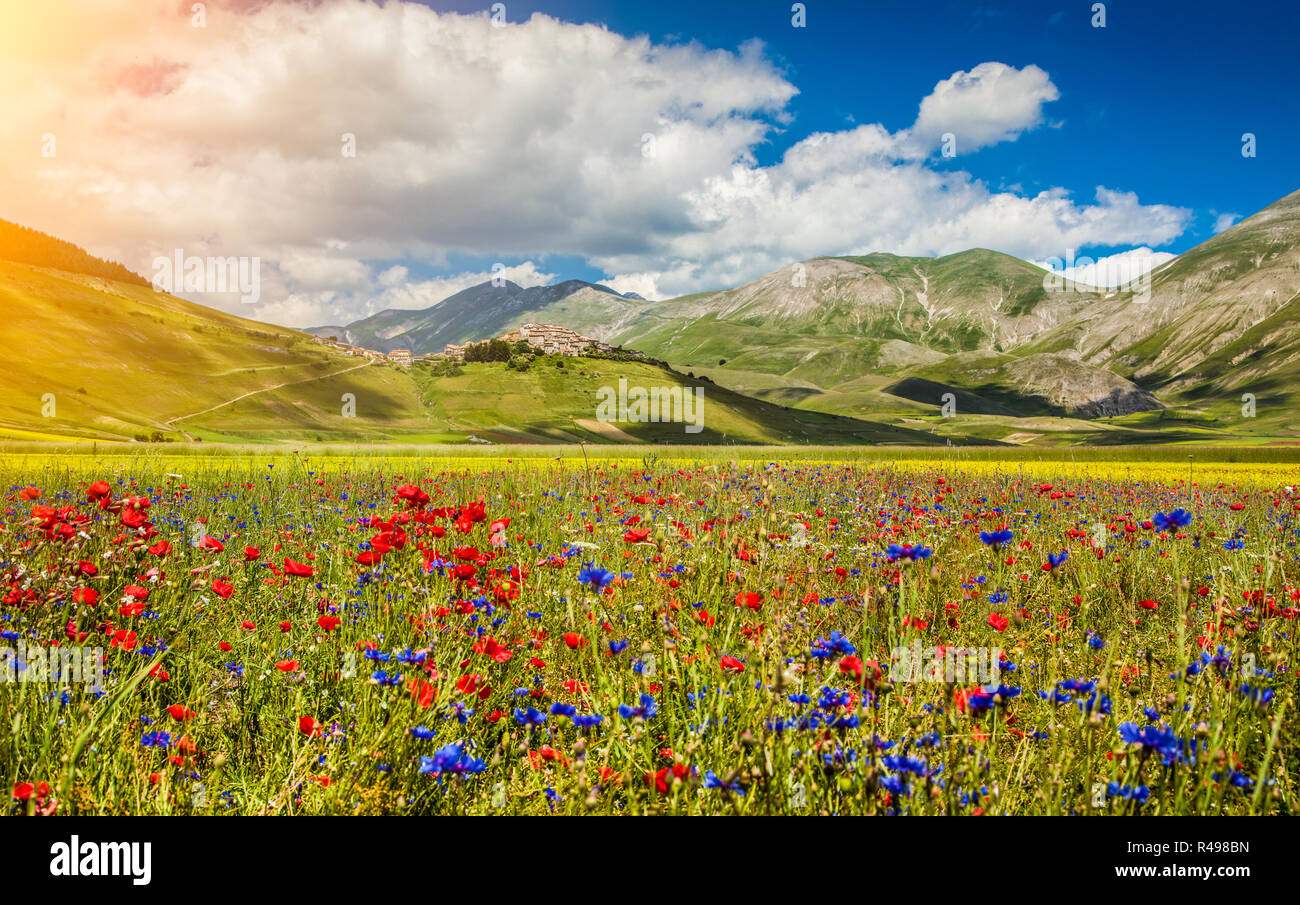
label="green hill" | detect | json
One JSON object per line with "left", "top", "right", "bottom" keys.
{"left": 404, "top": 356, "right": 956, "bottom": 445}
{"left": 0, "top": 219, "right": 149, "bottom": 286}
{"left": 0, "top": 258, "right": 428, "bottom": 443}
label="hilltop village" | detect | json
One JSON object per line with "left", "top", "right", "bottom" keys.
{"left": 310, "top": 322, "right": 641, "bottom": 366}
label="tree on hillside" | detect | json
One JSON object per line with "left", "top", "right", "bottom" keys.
{"left": 0, "top": 219, "right": 150, "bottom": 285}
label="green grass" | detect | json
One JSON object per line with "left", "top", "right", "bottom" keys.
{"left": 0, "top": 260, "right": 395, "bottom": 442}
{"left": 408, "top": 357, "right": 959, "bottom": 446}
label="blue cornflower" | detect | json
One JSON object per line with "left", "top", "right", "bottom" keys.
{"left": 1106, "top": 782, "right": 1150, "bottom": 804}
{"left": 886, "top": 543, "right": 933, "bottom": 563}
{"left": 1118, "top": 722, "right": 1183, "bottom": 759}
{"left": 577, "top": 563, "right": 616, "bottom": 589}
{"left": 811, "top": 630, "right": 856, "bottom": 658}
{"left": 882, "top": 754, "right": 932, "bottom": 776}
{"left": 419, "top": 742, "right": 487, "bottom": 776}
{"left": 979, "top": 528, "right": 1014, "bottom": 547}
{"left": 703, "top": 771, "right": 746, "bottom": 795}
{"left": 1152, "top": 508, "right": 1193, "bottom": 531}
{"left": 618, "top": 693, "right": 658, "bottom": 720}
{"left": 513, "top": 707, "right": 548, "bottom": 727}
{"left": 140, "top": 731, "right": 172, "bottom": 748}
{"left": 1239, "top": 684, "right": 1274, "bottom": 706}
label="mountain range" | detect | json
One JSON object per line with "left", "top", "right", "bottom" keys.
{"left": 312, "top": 189, "right": 1300, "bottom": 444}
{"left": 3, "top": 188, "right": 1298, "bottom": 446}
{"left": 306, "top": 279, "right": 645, "bottom": 352}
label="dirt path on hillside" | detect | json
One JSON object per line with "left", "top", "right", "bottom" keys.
{"left": 164, "top": 360, "right": 373, "bottom": 427}
{"left": 573, "top": 418, "right": 639, "bottom": 442}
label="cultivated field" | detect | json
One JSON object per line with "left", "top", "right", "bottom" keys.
{"left": 2, "top": 448, "right": 1297, "bottom": 815}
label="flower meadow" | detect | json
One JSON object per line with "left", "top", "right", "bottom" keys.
{"left": 1, "top": 453, "right": 1297, "bottom": 816}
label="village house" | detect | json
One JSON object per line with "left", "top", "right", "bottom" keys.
{"left": 516, "top": 322, "right": 618, "bottom": 355}
{"left": 311, "top": 335, "right": 389, "bottom": 363}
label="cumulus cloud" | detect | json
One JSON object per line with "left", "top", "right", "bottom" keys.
{"left": 233, "top": 260, "right": 559, "bottom": 328}
{"left": 908, "top": 62, "right": 1061, "bottom": 154}
{"left": 0, "top": 0, "right": 1190, "bottom": 322}
{"left": 1030, "top": 247, "right": 1177, "bottom": 290}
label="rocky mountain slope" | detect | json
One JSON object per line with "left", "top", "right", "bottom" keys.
{"left": 307, "top": 279, "right": 644, "bottom": 352}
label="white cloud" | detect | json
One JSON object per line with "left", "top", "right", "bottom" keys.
{"left": 0, "top": 1, "right": 1189, "bottom": 321}
{"left": 244, "top": 260, "right": 559, "bottom": 328}
{"left": 1213, "top": 213, "right": 1241, "bottom": 234}
{"left": 1030, "top": 247, "right": 1176, "bottom": 290}
{"left": 908, "top": 62, "right": 1061, "bottom": 154}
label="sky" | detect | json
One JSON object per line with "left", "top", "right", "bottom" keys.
{"left": 0, "top": 0, "right": 1296, "bottom": 326}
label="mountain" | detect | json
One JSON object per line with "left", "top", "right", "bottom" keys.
{"left": 609, "top": 250, "right": 1106, "bottom": 381}
{"left": 603, "top": 249, "right": 1161, "bottom": 428}
{"left": 307, "top": 279, "right": 645, "bottom": 353}
{"left": 481, "top": 189, "right": 1295, "bottom": 443}
{"left": 1025, "top": 190, "right": 1300, "bottom": 389}
{"left": 10, "top": 187, "right": 1300, "bottom": 448}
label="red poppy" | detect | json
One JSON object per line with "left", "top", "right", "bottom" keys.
{"left": 408, "top": 678, "right": 437, "bottom": 708}
{"left": 284, "top": 559, "right": 314, "bottom": 578}
{"left": 472, "top": 636, "right": 513, "bottom": 663}
{"left": 395, "top": 484, "right": 431, "bottom": 508}
{"left": 720, "top": 655, "right": 745, "bottom": 674}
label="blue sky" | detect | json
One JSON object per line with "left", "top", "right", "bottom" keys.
{"left": 442, "top": 0, "right": 1298, "bottom": 232}
{"left": 404, "top": 0, "right": 1297, "bottom": 289}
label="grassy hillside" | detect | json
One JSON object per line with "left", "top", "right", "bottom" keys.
{"left": 0, "top": 259, "right": 410, "bottom": 442}
{"left": 407, "top": 357, "right": 963, "bottom": 445}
